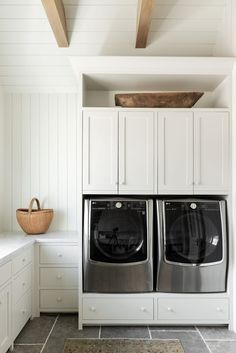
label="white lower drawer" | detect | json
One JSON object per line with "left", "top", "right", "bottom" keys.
{"left": 39, "top": 267, "right": 78, "bottom": 288}
{"left": 13, "top": 289, "right": 32, "bottom": 340}
{"left": 83, "top": 297, "right": 154, "bottom": 320}
{"left": 158, "top": 298, "right": 229, "bottom": 321}
{"left": 13, "top": 247, "right": 32, "bottom": 275}
{"left": 13, "top": 265, "right": 32, "bottom": 303}
{"left": 40, "top": 290, "right": 78, "bottom": 309}
{"left": 39, "top": 245, "right": 78, "bottom": 265}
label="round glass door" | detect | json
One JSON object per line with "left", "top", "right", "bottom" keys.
{"left": 94, "top": 210, "right": 144, "bottom": 260}
{"left": 164, "top": 202, "right": 223, "bottom": 264}
{"left": 90, "top": 200, "right": 148, "bottom": 264}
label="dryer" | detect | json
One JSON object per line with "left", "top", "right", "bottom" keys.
{"left": 156, "top": 199, "right": 227, "bottom": 293}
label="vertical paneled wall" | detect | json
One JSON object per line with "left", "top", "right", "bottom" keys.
{"left": 3, "top": 92, "right": 78, "bottom": 232}
{"left": 0, "top": 88, "right": 4, "bottom": 232}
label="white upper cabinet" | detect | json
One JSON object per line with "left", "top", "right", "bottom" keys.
{"left": 83, "top": 109, "right": 230, "bottom": 195}
{"left": 158, "top": 111, "right": 229, "bottom": 195}
{"left": 83, "top": 110, "right": 154, "bottom": 194}
{"left": 83, "top": 111, "right": 118, "bottom": 194}
{"left": 158, "top": 112, "right": 194, "bottom": 194}
{"left": 194, "top": 112, "right": 229, "bottom": 194}
{"left": 119, "top": 112, "right": 154, "bottom": 194}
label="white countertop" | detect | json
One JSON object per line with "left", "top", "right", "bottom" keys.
{"left": 0, "top": 231, "right": 79, "bottom": 265}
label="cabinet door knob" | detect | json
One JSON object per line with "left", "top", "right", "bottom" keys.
{"left": 140, "top": 306, "right": 147, "bottom": 312}
{"left": 22, "top": 282, "right": 26, "bottom": 286}
{"left": 57, "top": 297, "right": 62, "bottom": 302}
{"left": 167, "top": 307, "right": 173, "bottom": 312}
{"left": 56, "top": 274, "right": 62, "bottom": 279}
{"left": 90, "top": 306, "right": 96, "bottom": 312}
{"left": 22, "top": 310, "right": 26, "bottom": 314}
{"left": 216, "top": 307, "right": 222, "bottom": 312}
{"left": 22, "top": 258, "right": 26, "bottom": 262}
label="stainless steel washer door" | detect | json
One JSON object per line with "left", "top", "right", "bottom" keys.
{"left": 83, "top": 198, "right": 153, "bottom": 293}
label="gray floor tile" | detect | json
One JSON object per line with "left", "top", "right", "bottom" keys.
{"left": 150, "top": 326, "right": 196, "bottom": 331}
{"left": 207, "top": 341, "right": 236, "bottom": 353}
{"left": 15, "top": 314, "right": 57, "bottom": 344}
{"left": 197, "top": 326, "right": 236, "bottom": 340}
{"left": 43, "top": 314, "right": 99, "bottom": 353}
{"left": 151, "top": 331, "right": 209, "bottom": 353}
{"left": 101, "top": 326, "right": 150, "bottom": 339}
{"left": 9, "top": 345, "right": 43, "bottom": 353}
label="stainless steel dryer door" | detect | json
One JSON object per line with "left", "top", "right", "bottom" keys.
{"left": 164, "top": 201, "right": 224, "bottom": 265}
{"left": 156, "top": 200, "right": 227, "bottom": 293}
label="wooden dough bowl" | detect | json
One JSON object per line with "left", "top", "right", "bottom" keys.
{"left": 115, "top": 92, "right": 204, "bottom": 108}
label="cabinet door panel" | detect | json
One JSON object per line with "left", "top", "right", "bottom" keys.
{"left": 83, "top": 111, "right": 118, "bottom": 193}
{"left": 119, "top": 112, "right": 154, "bottom": 194}
{"left": 158, "top": 112, "right": 194, "bottom": 194}
{"left": 0, "top": 284, "right": 11, "bottom": 353}
{"left": 194, "top": 112, "right": 229, "bottom": 194}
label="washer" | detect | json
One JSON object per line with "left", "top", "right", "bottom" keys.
{"left": 83, "top": 198, "right": 153, "bottom": 293}
{"left": 156, "top": 199, "right": 228, "bottom": 293}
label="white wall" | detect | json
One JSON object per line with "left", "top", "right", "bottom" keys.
{"left": 3, "top": 92, "right": 78, "bottom": 232}
{"left": 0, "top": 87, "right": 4, "bottom": 232}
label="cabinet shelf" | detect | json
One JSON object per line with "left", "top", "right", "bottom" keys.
{"left": 82, "top": 73, "right": 231, "bottom": 109}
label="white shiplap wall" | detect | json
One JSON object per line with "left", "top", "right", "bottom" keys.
{"left": 3, "top": 92, "right": 78, "bottom": 232}
{"left": 0, "top": 88, "right": 4, "bottom": 232}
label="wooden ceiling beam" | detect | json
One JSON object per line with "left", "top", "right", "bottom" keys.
{"left": 42, "top": 0, "right": 69, "bottom": 47}
{"left": 136, "top": 0, "right": 155, "bottom": 48}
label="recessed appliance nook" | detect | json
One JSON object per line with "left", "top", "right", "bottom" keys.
{"left": 83, "top": 197, "right": 228, "bottom": 294}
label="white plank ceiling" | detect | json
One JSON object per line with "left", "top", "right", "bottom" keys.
{"left": 0, "top": 0, "right": 231, "bottom": 88}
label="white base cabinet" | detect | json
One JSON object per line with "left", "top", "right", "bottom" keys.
{"left": 82, "top": 294, "right": 230, "bottom": 326}
{"left": 37, "top": 244, "right": 78, "bottom": 313}
{"left": 0, "top": 245, "right": 33, "bottom": 353}
{"left": 0, "top": 284, "right": 11, "bottom": 353}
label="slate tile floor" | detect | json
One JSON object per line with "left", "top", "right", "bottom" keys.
{"left": 9, "top": 314, "right": 236, "bottom": 353}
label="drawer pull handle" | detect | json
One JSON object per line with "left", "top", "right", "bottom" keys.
{"left": 167, "top": 307, "right": 173, "bottom": 312}
{"left": 89, "top": 306, "right": 96, "bottom": 312}
{"left": 216, "top": 307, "right": 223, "bottom": 312}
{"left": 57, "top": 253, "right": 63, "bottom": 257}
{"left": 57, "top": 297, "right": 62, "bottom": 302}
{"left": 140, "top": 307, "right": 147, "bottom": 312}
{"left": 56, "top": 274, "right": 62, "bottom": 279}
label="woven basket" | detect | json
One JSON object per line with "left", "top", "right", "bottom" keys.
{"left": 16, "top": 198, "right": 53, "bottom": 235}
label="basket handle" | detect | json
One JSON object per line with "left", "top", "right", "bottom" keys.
{"left": 28, "top": 198, "right": 41, "bottom": 213}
